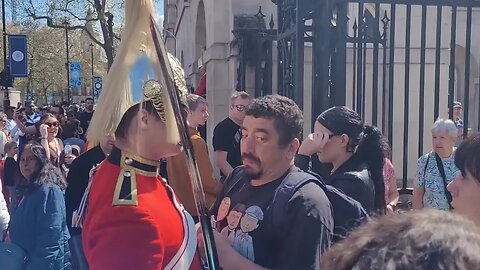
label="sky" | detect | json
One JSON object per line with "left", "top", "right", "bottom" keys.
{"left": 7, "top": 0, "right": 165, "bottom": 25}
{"left": 156, "top": 0, "right": 165, "bottom": 27}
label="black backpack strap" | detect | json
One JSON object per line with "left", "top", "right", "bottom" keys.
{"left": 268, "top": 169, "right": 321, "bottom": 231}
{"left": 434, "top": 153, "right": 453, "bottom": 209}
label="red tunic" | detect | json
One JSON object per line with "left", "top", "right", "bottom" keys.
{"left": 82, "top": 148, "right": 201, "bottom": 270}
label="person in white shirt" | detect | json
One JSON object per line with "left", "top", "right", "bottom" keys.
{"left": 5, "top": 106, "right": 19, "bottom": 145}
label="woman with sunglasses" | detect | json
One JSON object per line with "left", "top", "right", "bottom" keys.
{"left": 295, "top": 106, "right": 387, "bottom": 214}
{"left": 14, "top": 113, "right": 76, "bottom": 173}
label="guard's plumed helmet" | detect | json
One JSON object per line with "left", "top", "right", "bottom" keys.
{"left": 87, "top": 0, "right": 187, "bottom": 145}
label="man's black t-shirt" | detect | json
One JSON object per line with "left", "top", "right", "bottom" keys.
{"left": 211, "top": 167, "right": 333, "bottom": 269}
{"left": 213, "top": 117, "right": 242, "bottom": 176}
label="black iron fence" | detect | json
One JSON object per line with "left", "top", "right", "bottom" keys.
{"left": 274, "top": 0, "right": 480, "bottom": 195}
{"left": 336, "top": 0, "right": 480, "bottom": 194}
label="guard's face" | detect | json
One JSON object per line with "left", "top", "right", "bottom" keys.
{"left": 139, "top": 109, "right": 182, "bottom": 159}
{"left": 100, "top": 134, "right": 116, "bottom": 155}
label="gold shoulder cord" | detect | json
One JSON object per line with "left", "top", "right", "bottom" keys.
{"left": 112, "top": 168, "right": 139, "bottom": 206}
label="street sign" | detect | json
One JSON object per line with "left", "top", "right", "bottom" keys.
{"left": 93, "top": 76, "right": 102, "bottom": 103}
{"left": 26, "top": 91, "right": 33, "bottom": 102}
{"left": 69, "top": 62, "right": 82, "bottom": 89}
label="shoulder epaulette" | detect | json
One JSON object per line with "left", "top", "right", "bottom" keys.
{"left": 112, "top": 168, "right": 138, "bottom": 206}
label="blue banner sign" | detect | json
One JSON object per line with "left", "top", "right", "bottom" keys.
{"left": 69, "top": 62, "right": 82, "bottom": 89}
{"left": 9, "top": 35, "right": 28, "bottom": 77}
{"left": 93, "top": 76, "right": 102, "bottom": 103}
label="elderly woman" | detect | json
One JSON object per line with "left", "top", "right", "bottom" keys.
{"left": 413, "top": 119, "right": 459, "bottom": 211}
{"left": 8, "top": 143, "right": 71, "bottom": 269}
{"left": 448, "top": 133, "right": 480, "bottom": 226}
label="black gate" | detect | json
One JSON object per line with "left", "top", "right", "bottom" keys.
{"left": 275, "top": 0, "right": 480, "bottom": 194}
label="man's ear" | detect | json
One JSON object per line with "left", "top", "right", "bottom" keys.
{"left": 137, "top": 109, "right": 150, "bottom": 130}
{"left": 339, "top": 134, "right": 350, "bottom": 149}
{"left": 287, "top": 138, "right": 301, "bottom": 158}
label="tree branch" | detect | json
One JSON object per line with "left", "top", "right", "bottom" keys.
{"left": 26, "top": 10, "right": 105, "bottom": 48}
{"left": 56, "top": 7, "right": 99, "bottom": 22}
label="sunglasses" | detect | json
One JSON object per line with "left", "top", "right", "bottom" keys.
{"left": 233, "top": 104, "right": 246, "bottom": 112}
{"left": 45, "top": 121, "right": 59, "bottom": 128}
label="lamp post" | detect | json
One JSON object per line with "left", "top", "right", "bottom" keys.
{"left": 2, "top": 0, "right": 9, "bottom": 108}
{"left": 163, "top": 29, "right": 177, "bottom": 56}
{"left": 63, "top": 18, "right": 71, "bottom": 103}
{"left": 90, "top": 43, "right": 94, "bottom": 97}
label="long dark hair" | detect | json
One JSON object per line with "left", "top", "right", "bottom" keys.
{"left": 317, "top": 106, "right": 387, "bottom": 213}
{"left": 19, "top": 143, "right": 67, "bottom": 193}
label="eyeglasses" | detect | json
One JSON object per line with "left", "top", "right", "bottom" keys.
{"left": 45, "top": 121, "right": 59, "bottom": 128}
{"left": 233, "top": 104, "right": 246, "bottom": 112}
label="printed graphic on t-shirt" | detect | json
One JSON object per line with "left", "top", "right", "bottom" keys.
{"left": 234, "top": 129, "right": 241, "bottom": 149}
{"left": 216, "top": 197, "right": 264, "bottom": 261}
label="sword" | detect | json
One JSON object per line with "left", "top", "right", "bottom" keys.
{"left": 149, "top": 16, "right": 221, "bottom": 270}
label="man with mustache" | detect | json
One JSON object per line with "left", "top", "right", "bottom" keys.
{"left": 210, "top": 95, "right": 333, "bottom": 269}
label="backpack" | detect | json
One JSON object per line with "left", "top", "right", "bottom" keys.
{"left": 223, "top": 166, "right": 368, "bottom": 242}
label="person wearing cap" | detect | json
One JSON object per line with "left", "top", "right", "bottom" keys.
{"left": 453, "top": 101, "right": 464, "bottom": 146}
{"left": 80, "top": 1, "right": 201, "bottom": 269}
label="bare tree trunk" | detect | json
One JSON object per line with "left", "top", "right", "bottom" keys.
{"left": 95, "top": 0, "right": 114, "bottom": 70}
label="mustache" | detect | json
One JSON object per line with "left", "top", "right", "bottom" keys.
{"left": 241, "top": 153, "right": 260, "bottom": 163}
